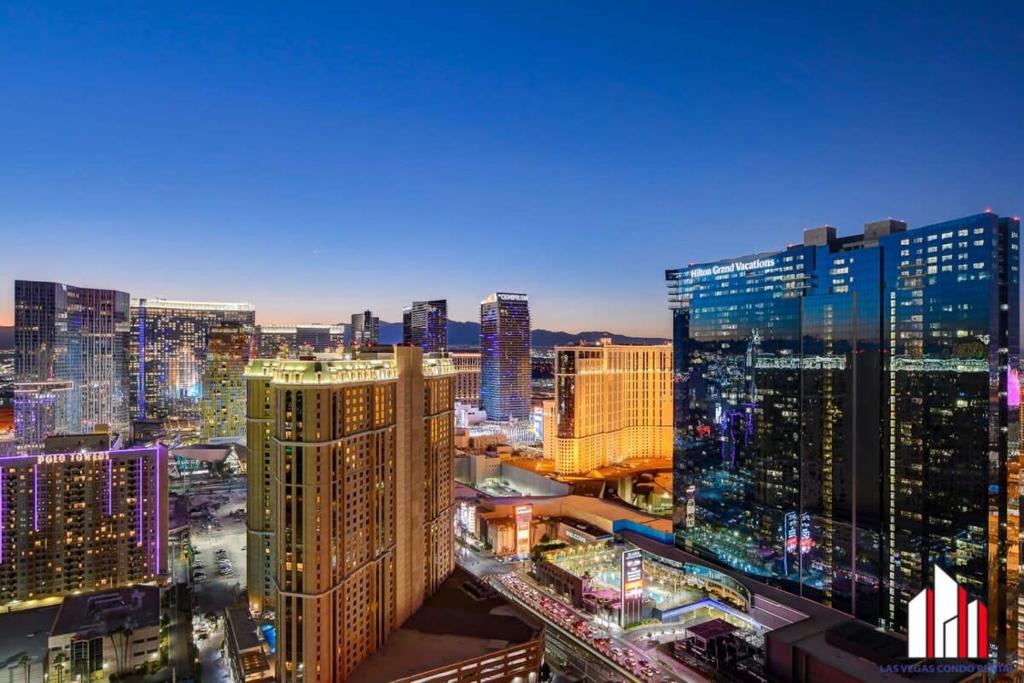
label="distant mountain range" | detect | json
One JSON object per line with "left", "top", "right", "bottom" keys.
{"left": 0, "top": 322, "right": 666, "bottom": 351}
{"left": 377, "top": 321, "right": 667, "bottom": 348}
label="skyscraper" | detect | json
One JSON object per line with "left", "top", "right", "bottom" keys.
{"left": 450, "top": 350, "right": 481, "bottom": 405}
{"left": 14, "top": 281, "right": 130, "bottom": 450}
{"left": 244, "top": 347, "right": 456, "bottom": 679}
{"left": 350, "top": 310, "right": 380, "bottom": 348}
{"left": 255, "top": 324, "right": 345, "bottom": 358}
{"left": 480, "top": 293, "right": 531, "bottom": 421}
{"left": 130, "top": 298, "right": 255, "bottom": 424}
{"left": 545, "top": 340, "right": 672, "bottom": 475}
{"left": 666, "top": 212, "right": 1019, "bottom": 659}
{"left": 201, "top": 325, "right": 254, "bottom": 439}
{"left": 403, "top": 300, "right": 447, "bottom": 352}
{"left": 0, "top": 444, "right": 168, "bottom": 606}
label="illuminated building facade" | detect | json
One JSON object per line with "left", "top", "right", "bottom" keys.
{"left": 450, "top": 350, "right": 481, "bottom": 405}
{"left": 350, "top": 310, "right": 380, "bottom": 348}
{"left": 244, "top": 347, "right": 456, "bottom": 680}
{"left": 130, "top": 298, "right": 256, "bottom": 424}
{"left": 403, "top": 300, "right": 448, "bottom": 352}
{"left": 0, "top": 445, "right": 168, "bottom": 606}
{"left": 14, "top": 281, "right": 131, "bottom": 450}
{"left": 545, "top": 340, "right": 672, "bottom": 475}
{"left": 255, "top": 324, "right": 345, "bottom": 358}
{"left": 667, "top": 212, "right": 1020, "bottom": 659}
{"left": 201, "top": 325, "right": 254, "bottom": 439}
{"left": 480, "top": 293, "right": 531, "bottom": 421}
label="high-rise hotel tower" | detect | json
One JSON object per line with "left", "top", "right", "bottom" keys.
{"left": 403, "top": 300, "right": 448, "bottom": 353}
{"left": 201, "top": 325, "right": 255, "bottom": 439}
{"left": 544, "top": 339, "right": 672, "bottom": 475}
{"left": 130, "top": 298, "right": 255, "bottom": 424}
{"left": 244, "top": 346, "right": 455, "bottom": 680}
{"left": 480, "top": 293, "right": 531, "bottom": 421}
{"left": 14, "top": 281, "right": 131, "bottom": 450}
{"left": 0, "top": 445, "right": 168, "bottom": 606}
{"left": 667, "top": 212, "right": 1019, "bottom": 659}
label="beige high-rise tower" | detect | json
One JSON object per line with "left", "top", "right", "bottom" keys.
{"left": 244, "top": 346, "right": 455, "bottom": 681}
{"left": 544, "top": 339, "right": 672, "bottom": 475}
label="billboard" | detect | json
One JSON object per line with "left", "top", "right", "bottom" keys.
{"left": 621, "top": 548, "right": 644, "bottom": 626}
{"left": 514, "top": 504, "right": 532, "bottom": 556}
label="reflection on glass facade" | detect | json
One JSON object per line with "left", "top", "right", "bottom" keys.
{"left": 201, "top": 325, "right": 254, "bottom": 439}
{"left": 667, "top": 213, "right": 1020, "bottom": 660}
{"left": 14, "top": 281, "right": 130, "bottom": 449}
{"left": 350, "top": 310, "right": 380, "bottom": 348}
{"left": 255, "top": 324, "right": 343, "bottom": 359}
{"left": 404, "top": 300, "right": 448, "bottom": 352}
{"left": 130, "top": 299, "right": 256, "bottom": 424}
{"left": 480, "top": 293, "right": 531, "bottom": 421}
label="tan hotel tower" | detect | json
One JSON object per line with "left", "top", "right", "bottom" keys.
{"left": 245, "top": 346, "right": 456, "bottom": 681}
{"left": 544, "top": 339, "right": 672, "bottom": 475}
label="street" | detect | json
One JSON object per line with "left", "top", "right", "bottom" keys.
{"left": 456, "top": 542, "right": 709, "bottom": 683}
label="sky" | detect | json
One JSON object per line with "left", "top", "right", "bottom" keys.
{"left": 1, "top": 2, "right": 1022, "bottom": 335}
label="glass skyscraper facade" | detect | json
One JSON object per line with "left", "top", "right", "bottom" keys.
{"left": 480, "top": 292, "right": 531, "bottom": 421}
{"left": 667, "top": 213, "right": 1020, "bottom": 659}
{"left": 350, "top": 310, "right": 380, "bottom": 348}
{"left": 200, "top": 325, "right": 254, "bottom": 439}
{"left": 404, "top": 299, "right": 448, "bottom": 352}
{"left": 130, "top": 298, "right": 256, "bottom": 424}
{"left": 14, "top": 280, "right": 130, "bottom": 450}
{"left": 255, "top": 324, "right": 343, "bottom": 359}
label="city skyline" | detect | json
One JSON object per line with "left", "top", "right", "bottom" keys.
{"left": 2, "top": 3, "right": 1022, "bottom": 335}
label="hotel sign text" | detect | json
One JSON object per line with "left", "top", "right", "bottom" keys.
{"left": 689, "top": 257, "right": 775, "bottom": 279}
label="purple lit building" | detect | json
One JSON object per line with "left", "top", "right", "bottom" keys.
{"left": 0, "top": 445, "right": 167, "bottom": 606}
{"left": 480, "top": 293, "right": 531, "bottom": 421}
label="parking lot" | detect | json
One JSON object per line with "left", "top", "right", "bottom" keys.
{"left": 184, "top": 477, "right": 247, "bottom": 683}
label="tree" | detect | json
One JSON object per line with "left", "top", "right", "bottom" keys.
{"left": 52, "top": 650, "right": 68, "bottom": 683}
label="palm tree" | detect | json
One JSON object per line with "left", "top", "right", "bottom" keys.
{"left": 107, "top": 627, "right": 124, "bottom": 677}
{"left": 18, "top": 654, "right": 30, "bottom": 683}
{"left": 122, "top": 628, "right": 134, "bottom": 673}
{"left": 52, "top": 650, "right": 67, "bottom": 683}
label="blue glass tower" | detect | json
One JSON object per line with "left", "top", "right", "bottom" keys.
{"left": 480, "top": 293, "right": 531, "bottom": 421}
{"left": 667, "top": 213, "right": 1019, "bottom": 659}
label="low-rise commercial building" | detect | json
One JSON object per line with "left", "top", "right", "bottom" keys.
{"left": 224, "top": 603, "right": 274, "bottom": 682}
{"left": 348, "top": 567, "right": 543, "bottom": 683}
{"left": 47, "top": 586, "right": 162, "bottom": 681}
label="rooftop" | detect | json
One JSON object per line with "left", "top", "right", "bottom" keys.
{"left": 51, "top": 586, "right": 160, "bottom": 638}
{"left": 245, "top": 350, "right": 456, "bottom": 385}
{"left": 131, "top": 297, "right": 254, "bottom": 312}
{"left": 347, "top": 567, "right": 541, "bottom": 683}
{"left": 225, "top": 603, "right": 263, "bottom": 653}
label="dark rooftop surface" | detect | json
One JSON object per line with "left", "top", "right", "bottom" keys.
{"left": 551, "top": 515, "right": 612, "bottom": 539}
{"left": 0, "top": 606, "right": 58, "bottom": 670}
{"left": 51, "top": 585, "right": 160, "bottom": 638}
{"left": 225, "top": 603, "right": 262, "bottom": 653}
{"left": 347, "top": 567, "right": 541, "bottom": 683}
{"left": 688, "top": 618, "right": 738, "bottom": 641}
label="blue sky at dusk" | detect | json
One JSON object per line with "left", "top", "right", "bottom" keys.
{"left": 1, "top": 2, "right": 1022, "bottom": 334}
